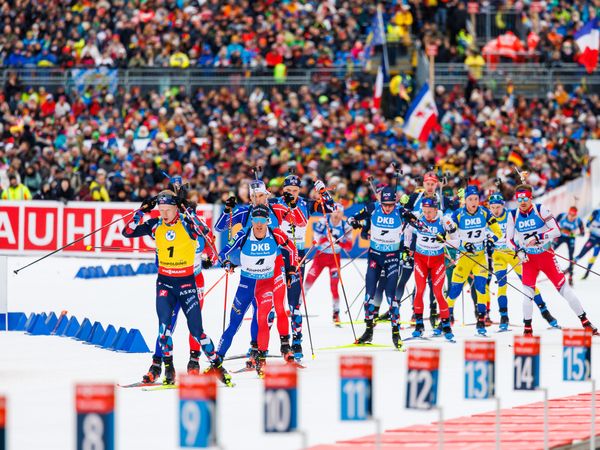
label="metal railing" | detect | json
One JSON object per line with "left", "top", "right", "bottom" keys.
{"left": 472, "top": 10, "right": 526, "bottom": 45}
{"left": 434, "top": 63, "right": 600, "bottom": 98}
{"left": 0, "top": 67, "right": 356, "bottom": 93}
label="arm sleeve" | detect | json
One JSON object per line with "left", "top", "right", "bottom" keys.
{"left": 214, "top": 206, "right": 249, "bottom": 232}
{"left": 353, "top": 203, "right": 374, "bottom": 222}
{"left": 274, "top": 228, "right": 298, "bottom": 266}
{"left": 218, "top": 229, "right": 245, "bottom": 262}
{"left": 403, "top": 226, "right": 414, "bottom": 249}
{"left": 486, "top": 213, "right": 503, "bottom": 242}
{"left": 505, "top": 211, "right": 517, "bottom": 250}
{"left": 538, "top": 205, "right": 561, "bottom": 241}
{"left": 122, "top": 215, "right": 159, "bottom": 239}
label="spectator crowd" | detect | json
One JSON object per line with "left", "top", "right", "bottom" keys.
{"left": 0, "top": 0, "right": 598, "bottom": 206}
{"left": 0, "top": 72, "right": 598, "bottom": 206}
{"left": 0, "top": 1, "right": 597, "bottom": 70}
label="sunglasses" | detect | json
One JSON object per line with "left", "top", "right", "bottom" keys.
{"left": 516, "top": 197, "right": 531, "bottom": 203}
{"left": 252, "top": 217, "right": 268, "bottom": 224}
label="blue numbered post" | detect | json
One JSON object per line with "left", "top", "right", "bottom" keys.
{"left": 513, "top": 336, "right": 540, "bottom": 390}
{"left": 75, "top": 384, "right": 115, "bottom": 450}
{"left": 179, "top": 374, "right": 217, "bottom": 448}
{"left": 264, "top": 363, "right": 298, "bottom": 433}
{"left": 464, "top": 341, "right": 495, "bottom": 399}
{"left": 406, "top": 348, "right": 440, "bottom": 410}
{"left": 563, "top": 329, "right": 592, "bottom": 382}
{"left": 340, "top": 355, "right": 373, "bottom": 421}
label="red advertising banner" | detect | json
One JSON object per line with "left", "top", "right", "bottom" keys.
{"left": 0, "top": 201, "right": 215, "bottom": 258}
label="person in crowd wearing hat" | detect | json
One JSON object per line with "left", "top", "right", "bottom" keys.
{"left": 304, "top": 203, "right": 354, "bottom": 326}
{"left": 216, "top": 204, "right": 299, "bottom": 377}
{"left": 1, "top": 174, "right": 32, "bottom": 200}
{"left": 554, "top": 206, "right": 585, "bottom": 286}
{"left": 487, "top": 192, "right": 559, "bottom": 331}
{"left": 575, "top": 207, "right": 600, "bottom": 280}
{"left": 273, "top": 174, "right": 336, "bottom": 361}
{"left": 506, "top": 185, "right": 597, "bottom": 335}
{"left": 89, "top": 168, "right": 110, "bottom": 202}
{"left": 348, "top": 186, "right": 412, "bottom": 350}
{"left": 403, "top": 196, "right": 456, "bottom": 341}
{"left": 122, "top": 190, "right": 233, "bottom": 386}
{"left": 214, "top": 179, "right": 293, "bottom": 367}
{"left": 443, "top": 185, "right": 502, "bottom": 336}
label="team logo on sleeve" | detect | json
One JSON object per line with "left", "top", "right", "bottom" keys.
{"left": 165, "top": 230, "right": 176, "bottom": 241}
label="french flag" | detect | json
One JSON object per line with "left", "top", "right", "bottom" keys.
{"left": 373, "top": 65, "right": 384, "bottom": 109}
{"left": 575, "top": 18, "right": 599, "bottom": 74}
{"left": 403, "top": 83, "right": 439, "bottom": 142}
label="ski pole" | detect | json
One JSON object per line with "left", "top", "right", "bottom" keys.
{"left": 552, "top": 250, "right": 600, "bottom": 278}
{"left": 14, "top": 210, "right": 136, "bottom": 274}
{"left": 287, "top": 206, "right": 315, "bottom": 360}
{"left": 83, "top": 246, "right": 156, "bottom": 252}
{"left": 340, "top": 248, "right": 369, "bottom": 270}
{"left": 222, "top": 270, "right": 229, "bottom": 333}
{"left": 298, "top": 270, "right": 315, "bottom": 360}
{"left": 443, "top": 240, "right": 535, "bottom": 301}
{"left": 494, "top": 258, "right": 523, "bottom": 285}
{"left": 345, "top": 284, "right": 366, "bottom": 316}
{"left": 341, "top": 247, "right": 364, "bottom": 278}
{"left": 204, "top": 272, "right": 227, "bottom": 298}
{"left": 318, "top": 195, "right": 357, "bottom": 342}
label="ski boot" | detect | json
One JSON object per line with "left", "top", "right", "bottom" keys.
{"left": 377, "top": 309, "right": 390, "bottom": 322}
{"left": 410, "top": 313, "right": 416, "bottom": 327}
{"left": 540, "top": 308, "right": 559, "bottom": 328}
{"left": 205, "top": 358, "right": 234, "bottom": 386}
{"left": 292, "top": 335, "right": 303, "bottom": 361}
{"left": 476, "top": 313, "right": 487, "bottom": 336}
{"left": 142, "top": 356, "right": 162, "bottom": 383}
{"left": 429, "top": 306, "right": 439, "bottom": 329}
{"left": 333, "top": 310, "right": 341, "bottom": 327}
{"left": 582, "top": 270, "right": 590, "bottom": 280}
{"left": 355, "top": 319, "right": 374, "bottom": 344}
{"left": 246, "top": 341, "right": 258, "bottom": 369}
{"left": 499, "top": 313, "right": 509, "bottom": 332}
{"left": 256, "top": 351, "right": 267, "bottom": 378}
{"left": 187, "top": 350, "right": 200, "bottom": 375}
{"left": 580, "top": 313, "right": 599, "bottom": 335}
{"left": 568, "top": 273, "right": 574, "bottom": 286}
{"left": 441, "top": 319, "right": 454, "bottom": 341}
{"left": 392, "top": 325, "right": 404, "bottom": 350}
{"left": 523, "top": 319, "right": 533, "bottom": 336}
{"left": 485, "top": 312, "right": 493, "bottom": 327}
{"left": 280, "top": 335, "right": 295, "bottom": 362}
{"left": 163, "top": 356, "right": 176, "bottom": 385}
{"left": 412, "top": 314, "right": 425, "bottom": 338}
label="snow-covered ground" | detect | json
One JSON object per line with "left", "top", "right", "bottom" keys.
{"left": 2, "top": 240, "right": 600, "bottom": 450}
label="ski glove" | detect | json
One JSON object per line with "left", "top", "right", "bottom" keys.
{"left": 348, "top": 217, "right": 362, "bottom": 229}
{"left": 224, "top": 195, "right": 237, "bottom": 213}
{"left": 282, "top": 191, "right": 297, "bottom": 207}
{"left": 464, "top": 242, "right": 476, "bottom": 253}
{"left": 140, "top": 196, "right": 157, "bottom": 213}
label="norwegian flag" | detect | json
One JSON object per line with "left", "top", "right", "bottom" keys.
{"left": 403, "top": 83, "right": 439, "bottom": 142}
